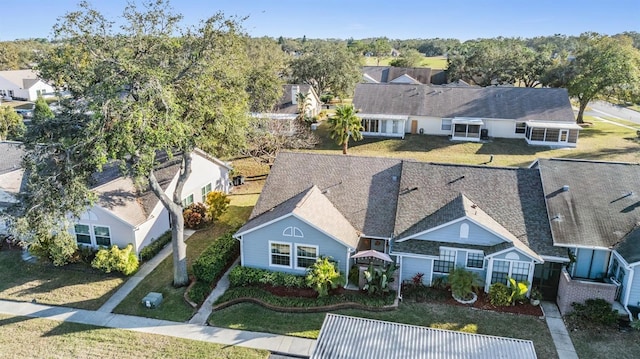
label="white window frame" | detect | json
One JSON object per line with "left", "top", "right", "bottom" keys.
{"left": 93, "top": 225, "right": 112, "bottom": 247}
{"left": 294, "top": 244, "right": 319, "bottom": 270}
{"left": 459, "top": 223, "right": 469, "bottom": 239}
{"left": 433, "top": 248, "right": 457, "bottom": 274}
{"left": 269, "top": 241, "right": 292, "bottom": 268}
{"left": 515, "top": 122, "right": 526, "bottom": 134}
{"left": 74, "top": 224, "right": 91, "bottom": 245}
{"left": 201, "top": 183, "right": 212, "bottom": 200}
{"left": 283, "top": 226, "right": 304, "bottom": 238}
{"left": 465, "top": 250, "right": 484, "bottom": 269}
{"left": 182, "top": 194, "right": 194, "bottom": 207}
{"left": 441, "top": 118, "right": 452, "bottom": 131}
{"left": 491, "top": 259, "right": 531, "bottom": 284}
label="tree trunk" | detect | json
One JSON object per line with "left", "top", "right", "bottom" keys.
{"left": 147, "top": 150, "right": 193, "bottom": 287}
{"left": 576, "top": 98, "right": 588, "bottom": 124}
{"left": 342, "top": 138, "right": 348, "bottom": 155}
{"left": 169, "top": 206, "right": 189, "bottom": 287}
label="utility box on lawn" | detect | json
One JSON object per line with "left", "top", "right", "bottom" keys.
{"left": 142, "top": 292, "right": 163, "bottom": 309}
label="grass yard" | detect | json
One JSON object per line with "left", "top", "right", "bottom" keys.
{"left": 209, "top": 302, "right": 557, "bottom": 359}
{"left": 113, "top": 193, "right": 259, "bottom": 321}
{"left": 0, "top": 314, "right": 268, "bottom": 358}
{"left": 362, "top": 55, "right": 448, "bottom": 69}
{"left": 567, "top": 318, "right": 640, "bottom": 359}
{"left": 0, "top": 251, "right": 124, "bottom": 310}
{"left": 309, "top": 116, "right": 640, "bottom": 167}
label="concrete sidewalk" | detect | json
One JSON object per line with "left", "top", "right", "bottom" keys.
{"left": 189, "top": 257, "right": 239, "bottom": 325}
{"left": 541, "top": 301, "right": 579, "bottom": 359}
{"left": 0, "top": 299, "right": 315, "bottom": 357}
{"left": 97, "top": 230, "right": 195, "bottom": 313}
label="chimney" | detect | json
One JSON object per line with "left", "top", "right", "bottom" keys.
{"left": 291, "top": 85, "right": 299, "bottom": 104}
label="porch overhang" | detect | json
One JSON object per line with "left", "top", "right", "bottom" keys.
{"left": 525, "top": 120, "right": 582, "bottom": 130}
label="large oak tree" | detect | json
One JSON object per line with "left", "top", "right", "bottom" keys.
{"left": 18, "top": 0, "right": 251, "bottom": 286}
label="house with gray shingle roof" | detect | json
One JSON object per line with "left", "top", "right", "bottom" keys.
{"left": 235, "top": 152, "right": 554, "bottom": 296}
{"left": 352, "top": 83, "right": 581, "bottom": 147}
{"left": 535, "top": 158, "right": 640, "bottom": 316}
{"left": 236, "top": 152, "right": 640, "bottom": 318}
{"left": 251, "top": 84, "right": 321, "bottom": 129}
{"left": 71, "top": 149, "right": 231, "bottom": 255}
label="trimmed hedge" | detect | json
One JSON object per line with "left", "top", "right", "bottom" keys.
{"left": 229, "top": 266, "right": 307, "bottom": 288}
{"left": 91, "top": 244, "right": 139, "bottom": 276}
{"left": 489, "top": 282, "right": 511, "bottom": 306}
{"left": 215, "top": 286, "right": 395, "bottom": 308}
{"left": 193, "top": 232, "right": 239, "bottom": 284}
{"left": 139, "top": 231, "right": 171, "bottom": 262}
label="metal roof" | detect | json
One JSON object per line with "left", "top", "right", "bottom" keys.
{"left": 311, "top": 314, "right": 538, "bottom": 359}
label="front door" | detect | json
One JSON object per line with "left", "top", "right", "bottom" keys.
{"left": 411, "top": 120, "right": 418, "bottom": 134}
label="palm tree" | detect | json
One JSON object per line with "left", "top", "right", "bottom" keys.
{"left": 327, "top": 104, "right": 363, "bottom": 154}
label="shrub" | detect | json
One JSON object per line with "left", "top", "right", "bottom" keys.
{"left": 139, "top": 231, "right": 171, "bottom": 262}
{"left": 431, "top": 275, "right": 448, "bottom": 290}
{"left": 306, "top": 257, "right": 344, "bottom": 297}
{"left": 411, "top": 273, "right": 425, "bottom": 287}
{"left": 183, "top": 203, "right": 208, "bottom": 229}
{"left": 449, "top": 267, "right": 481, "bottom": 301}
{"left": 508, "top": 277, "right": 530, "bottom": 304}
{"left": 91, "top": 244, "right": 139, "bottom": 275}
{"left": 70, "top": 246, "right": 97, "bottom": 264}
{"left": 228, "top": 266, "right": 306, "bottom": 288}
{"left": 571, "top": 298, "right": 619, "bottom": 327}
{"left": 363, "top": 263, "right": 396, "bottom": 296}
{"left": 205, "top": 191, "right": 230, "bottom": 221}
{"left": 348, "top": 265, "right": 359, "bottom": 285}
{"left": 29, "top": 232, "right": 77, "bottom": 266}
{"left": 192, "top": 232, "right": 239, "bottom": 284}
{"left": 489, "top": 283, "right": 511, "bottom": 306}
{"left": 188, "top": 281, "right": 212, "bottom": 305}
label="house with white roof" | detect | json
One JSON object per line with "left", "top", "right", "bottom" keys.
{"left": 0, "top": 70, "right": 54, "bottom": 101}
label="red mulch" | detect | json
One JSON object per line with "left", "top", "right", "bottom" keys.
{"left": 445, "top": 290, "right": 543, "bottom": 316}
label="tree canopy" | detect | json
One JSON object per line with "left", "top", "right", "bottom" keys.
{"left": 0, "top": 106, "right": 24, "bottom": 140}
{"left": 289, "top": 41, "right": 361, "bottom": 97}
{"left": 18, "top": 0, "right": 253, "bottom": 286}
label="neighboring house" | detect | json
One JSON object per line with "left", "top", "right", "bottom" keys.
{"left": 534, "top": 158, "right": 640, "bottom": 316}
{"left": 312, "top": 314, "right": 537, "bottom": 359}
{"left": 235, "top": 152, "right": 640, "bottom": 318}
{"left": 362, "top": 66, "right": 447, "bottom": 85}
{"left": 0, "top": 70, "right": 55, "bottom": 101}
{"left": 251, "top": 84, "right": 321, "bottom": 132}
{"left": 352, "top": 83, "right": 581, "bottom": 147}
{"left": 0, "top": 141, "right": 26, "bottom": 234}
{"left": 71, "top": 149, "right": 231, "bottom": 255}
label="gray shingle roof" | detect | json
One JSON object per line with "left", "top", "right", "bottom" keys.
{"left": 538, "top": 158, "right": 640, "bottom": 251}
{"left": 312, "top": 314, "right": 538, "bottom": 359}
{"left": 0, "top": 141, "right": 25, "bottom": 175}
{"left": 362, "top": 66, "right": 434, "bottom": 84}
{"left": 615, "top": 227, "right": 640, "bottom": 264}
{"left": 249, "top": 152, "right": 403, "bottom": 238}
{"left": 393, "top": 161, "right": 560, "bottom": 258}
{"left": 238, "top": 185, "right": 360, "bottom": 248}
{"left": 353, "top": 83, "right": 575, "bottom": 122}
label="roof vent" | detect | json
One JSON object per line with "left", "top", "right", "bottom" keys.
{"left": 391, "top": 175, "right": 398, "bottom": 182}
{"left": 562, "top": 185, "right": 570, "bottom": 192}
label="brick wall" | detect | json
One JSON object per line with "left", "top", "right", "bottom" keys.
{"left": 556, "top": 267, "right": 618, "bottom": 315}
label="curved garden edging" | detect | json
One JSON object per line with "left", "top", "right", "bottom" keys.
{"left": 212, "top": 296, "right": 398, "bottom": 313}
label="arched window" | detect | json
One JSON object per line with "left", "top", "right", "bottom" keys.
{"left": 283, "top": 226, "right": 304, "bottom": 238}
{"left": 459, "top": 223, "right": 469, "bottom": 239}
{"left": 80, "top": 210, "right": 98, "bottom": 221}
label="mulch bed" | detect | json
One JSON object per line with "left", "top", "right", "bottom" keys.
{"left": 261, "top": 285, "right": 351, "bottom": 298}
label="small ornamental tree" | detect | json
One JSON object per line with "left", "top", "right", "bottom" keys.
{"left": 205, "top": 191, "right": 230, "bottom": 221}
{"left": 305, "top": 256, "right": 344, "bottom": 297}
{"left": 0, "top": 105, "right": 25, "bottom": 140}
{"left": 183, "top": 202, "right": 207, "bottom": 229}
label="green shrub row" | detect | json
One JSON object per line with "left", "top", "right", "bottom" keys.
{"left": 215, "top": 286, "right": 395, "bottom": 308}
{"left": 228, "top": 266, "right": 307, "bottom": 288}
{"left": 91, "top": 244, "right": 139, "bottom": 276}
{"left": 192, "top": 232, "right": 239, "bottom": 284}
{"left": 139, "top": 231, "right": 172, "bottom": 262}
{"left": 188, "top": 280, "right": 212, "bottom": 304}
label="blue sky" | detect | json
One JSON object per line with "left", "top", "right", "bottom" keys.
{"left": 2, "top": 0, "right": 639, "bottom": 41}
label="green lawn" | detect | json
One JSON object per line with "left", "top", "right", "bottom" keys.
{"left": 0, "top": 251, "right": 125, "bottom": 310}
{"left": 113, "top": 193, "right": 259, "bottom": 321}
{"left": 209, "top": 302, "right": 557, "bottom": 359}
{"left": 309, "top": 116, "right": 640, "bottom": 167}
{"left": 0, "top": 314, "right": 267, "bottom": 358}
{"left": 362, "top": 56, "right": 448, "bottom": 68}
{"left": 567, "top": 318, "right": 640, "bottom": 359}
